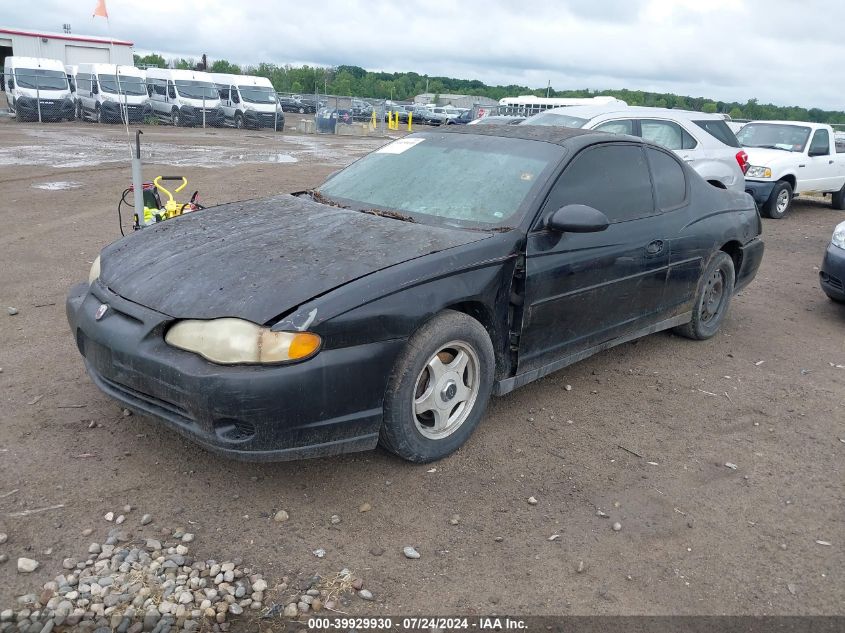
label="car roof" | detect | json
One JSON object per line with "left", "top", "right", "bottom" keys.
{"left": 437, "top": 123, "right": 626, "bottom": 148}
{"left": 539, "top": 104, "right": 730, "bottom": 122}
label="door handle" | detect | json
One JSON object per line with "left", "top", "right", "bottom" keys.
{"left": 646, "top": 240, "right": 664, "bottom": 255}
{"left": 830, "top": 160, "right": 835, "bottom": 164}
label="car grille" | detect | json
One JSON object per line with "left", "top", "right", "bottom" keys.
{"left": 98, "top": 371, "right": 193, "bottom": 422}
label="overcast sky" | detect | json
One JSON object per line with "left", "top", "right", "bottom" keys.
{"left": 4, "top": 0, "right": 842, "bottom": 110}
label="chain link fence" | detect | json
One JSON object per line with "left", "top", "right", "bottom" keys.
{"left": 2, "top": 67, "right": 475, "bottom": 135}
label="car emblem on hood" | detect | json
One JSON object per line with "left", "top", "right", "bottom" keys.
{"left": 95, "top": 304, "right": 108, "bottom": 321}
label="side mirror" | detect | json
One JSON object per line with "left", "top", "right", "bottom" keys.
{"left": 547, "top": 204, "right": 610, "bottom": 233}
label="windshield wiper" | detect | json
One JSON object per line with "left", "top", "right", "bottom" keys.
{"left": 358, "top": 208, "right": 416, "bottom": 223}
{"left": 753, "top": 144, "right": 794, "bottom": 152}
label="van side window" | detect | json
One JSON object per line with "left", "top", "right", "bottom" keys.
{"left": 809, "top": 129, "right": 830, "bottom": 156}
{"left": 641, "top": 120, "right": 698, "bottom": 151}
{"left": 542, "top": 143, "right": 655, "bottom": 224}
{"left": 217, "top": 85, "right": 229, "bottom": 100}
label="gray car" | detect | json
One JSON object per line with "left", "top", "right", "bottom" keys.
{"left": 522, "top": 105, "right": 748, "bottom": 193}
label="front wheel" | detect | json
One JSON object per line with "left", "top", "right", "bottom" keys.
{"left": 96, "top": 105, "right": 103, "bottom": 124}
{"left": 234, "top": 113, "right": 244, "bottom": 129}
{"left": 674, "top": 252, "right": 736, "bottom": 340}
{"left": 380, "top": 310, "right": 495, "bottom": 463}
{"left": 763, "top": 181, "right": 793, "bottom": 219}
{"left": 171, "top": 108, "right": 180, "bottom": 127}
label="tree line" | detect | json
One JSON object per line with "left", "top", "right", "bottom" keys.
{"left": 133, "top": 54, "right": 845, "bottom": 124}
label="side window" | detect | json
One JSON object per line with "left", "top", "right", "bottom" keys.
{"left": 542, "top": 144, "right": 655, "bottom": 224}
{"left": 640, "top": 120, "right": 697, "bottom": 151}
{"left": 809, "top": 129, "right": 830, "bottom": 156}
{"left": 646, "top": 148, "right": 687, "bottom": 210}
{"left": 154, "top": 80, "right": 167, "bottom": 97}
{"left": 593, "top": 119, "right": 634, "bottom": 136}
{"left": 77, "top": 73, "right": 91, "bottom": 93}
{"left": 231, "top": 88, "right": 240, "bottom": 104}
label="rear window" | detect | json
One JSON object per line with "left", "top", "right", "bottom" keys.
{"left": 693, "top": 120, "right": 740, "bottom": 148}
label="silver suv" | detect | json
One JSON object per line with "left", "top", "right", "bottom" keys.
{"left": 522, "top": 106, "right": 748, "bottom": 193}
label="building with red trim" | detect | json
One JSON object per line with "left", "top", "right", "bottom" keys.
{"left": 0, "top": 27, "right": 134, "bottom": 70}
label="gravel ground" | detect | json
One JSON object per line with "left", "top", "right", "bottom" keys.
{"left": 0, "top": 122, "right": 843, "bottom": 624}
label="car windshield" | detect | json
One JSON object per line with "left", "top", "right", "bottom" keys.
{"left": 174, "top": 80, "right": 218, "bottom": 100}
{"left": 315, "top": 133, "right": 563, "bottom": 229}
{"left": 14, "top": 69, "right": 68, "bottom": 90}
{"left": 737, "top": 123, "right": 811, "bottom": 152}
{"left": 239, "top": 86, "right": 276, "bottom": 104}
{"left": 520, "top": 111, "right": 589, "bottom": 128}
{"left": 99, "top": 75, "right": 147, "bottom": 96}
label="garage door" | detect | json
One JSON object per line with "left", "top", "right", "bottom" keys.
{"left": 65, "top": 45, "right": 110, "bottom": 64}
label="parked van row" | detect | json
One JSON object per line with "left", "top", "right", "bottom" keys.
{"left": 4, "top": 56, "right": 285, "bottom": 130}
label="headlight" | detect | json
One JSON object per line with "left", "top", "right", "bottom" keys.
{"left": 88, "top": 255, "right": 100, "bottom": 285}
{"left": 746, "top": 166, "right": 772, "bottom": 178}
{"left": 165, "top": 318, "right": 321, "bottom": 365}
{"left": 832, "top": 221, "right": 845, "bottom": 250}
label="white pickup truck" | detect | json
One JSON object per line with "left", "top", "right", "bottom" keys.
{"left": 737, "top": 121, "right": 845, "bottom": 218}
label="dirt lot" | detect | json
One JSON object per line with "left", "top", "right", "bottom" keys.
{"left": 0, "top": 121, "right": 842, "bottom": 618}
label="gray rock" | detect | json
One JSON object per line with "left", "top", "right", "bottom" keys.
{"left": 283, "top": 603, "right": 298, "bottom": 617}
{"left": 273, "top": 511, "right": 289, "bottom": 523}
{"left": 88, "top": 543, "right": 101, "bottom": 555}
{"left": 357, "top": 589, "right": 374, "bottom": 601}
{"left": 140, "top": 514, "right": 152, "bottom": 526}
{"left": 0, "top": 533, "right": 7, "bottom": 545}
{"left": 17, "top": 558, "right": 39, "bottom": 573}
{"left": 612, "top": 522, "right": 622, "bottom": 532}
{"left": 329, "top": 515, "right": 341, "bottom": 525}
{"left": 7, "top": 307, "right": 18, "bottom": 316}
{"left": 403, "top": 546, "right": 421, "bottom": 559}
{"left": 228, "top": 604, "right": 243, "bottom": 615}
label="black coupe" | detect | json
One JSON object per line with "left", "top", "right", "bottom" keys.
{"left": 67, "top": 127, "right": 764, "bottom": 462}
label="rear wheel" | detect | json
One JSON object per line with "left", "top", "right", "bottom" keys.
{"left": 674, "top": 252, "right": 736, "bottom": 340}
{"left": 831, "top": 183, "right": 845, "bottom": 210}
{"left": 234, "top": 113, "right": 244, "bottom": 129}
{"left": 763, "top": 181, "right": 793, "bottom": 219}
{"left": 380, "top": 310, "right": 494, "bottom": 463}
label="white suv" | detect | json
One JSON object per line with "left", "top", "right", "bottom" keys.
{"left": 522, "top": 105, "right": 748, "bottom": 193}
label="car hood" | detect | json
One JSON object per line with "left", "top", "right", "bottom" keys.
{"left": 100, "top": 194, "right": 490, "bottom": 324}
{"left": 742, "top": 147, "right": 801, "bottom": 168}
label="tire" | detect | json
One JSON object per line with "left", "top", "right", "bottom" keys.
{"left": 234, "top": 113, "right": 244, "bottom": 129}
{"left": 75, "top": 101, "right": 82, "bottom": 120}
{"left": 95, "top": 105, "right": 103, "bottom": 124}
{"left": 674, "top": 252, "right": 736, "bottom": 340}
{"left": 762, "top": 181, "right": 793, "bottom": 219}
{"left": 171, "top": 108, "right": 180, "bottom": 127}
{"left": 831, "top": 184, "right": 845, "bottom": 210}
{"left": 379, "top": 310, "right": 495, "bottom": 462}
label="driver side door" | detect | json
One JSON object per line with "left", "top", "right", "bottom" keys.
{"left": 518, "top": 142, "right": 670, "bottom": 374}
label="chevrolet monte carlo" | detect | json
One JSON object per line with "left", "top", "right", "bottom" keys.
{"left": 67, "top": 126, "right": 764, "bottom": 463}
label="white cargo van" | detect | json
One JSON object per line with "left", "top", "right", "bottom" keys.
{"left": 65, "top": 64, "right": 78, "bottom": 107}
{"left": 76, "top": 63, "right": 152, "bottom": 124}
{"left": 3, "top": 57, "right": 75, "bottom": 122}
{"left": 145, "top": 68, "right": 224, "bottom": 127}
{"left": 209, "top": 73, "right": 284, "bottom": 130}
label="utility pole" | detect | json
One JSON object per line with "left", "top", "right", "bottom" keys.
{"left": 546, "top": 80, "right": 551, "bottom": 98}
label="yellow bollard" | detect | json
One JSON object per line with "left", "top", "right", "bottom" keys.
{"left": 408, "top": 112, "right": 412, "bottom": 131}
{"left": 371, "top": 109, "right": 377, "bottom": 129}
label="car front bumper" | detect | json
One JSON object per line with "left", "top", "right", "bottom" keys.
{"left": 100, "top": 101, "right": 152, "bottom": 122}
{"left": 745, "top": 180, "right": 776, "bottom": 206}
{"left": 15, "top": 97, "right": 75, "bottom": 121}
{"left": 67, "top": 281, "right": 405, "bottom": 461}
{"left": 820, "top": 243, "right": 845, "bottom": 301}
{"left": 243, "top": 110, "right": 284, "bottom": 129}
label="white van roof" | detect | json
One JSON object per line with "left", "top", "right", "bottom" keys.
{"left": 144, "top": 68, "right": 216, "bottom": 82}
{"left": 77, "top": 63, "right": 145, "bottom": 78}
{"left": 209, "top": 73, "right": 273, "bottom": 89}
{"left": 6, "top": 56, "right": 65, "bottom": 72}
{"left": 537, "top": 104, "right": 731, "bottom": 122}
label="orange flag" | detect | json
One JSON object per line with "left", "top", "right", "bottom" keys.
{"left": 93, "top": 0, "right": 108, "bottom": 18}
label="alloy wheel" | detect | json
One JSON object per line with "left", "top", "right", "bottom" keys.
{"left": 412, "top": 341, "right": 480, "bottom": 440}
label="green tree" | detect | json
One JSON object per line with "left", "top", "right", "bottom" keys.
{"left": 133, "top": 53, "right": 166, "bottom": 68}
{"left": 701, "top": 102, "right": 718, "bottom": 113}
{"left": 209, "top": 59, "right": 242, "bottom": 74}
{"left": 729, "top": 107, "right": 744, "bottom": 120}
